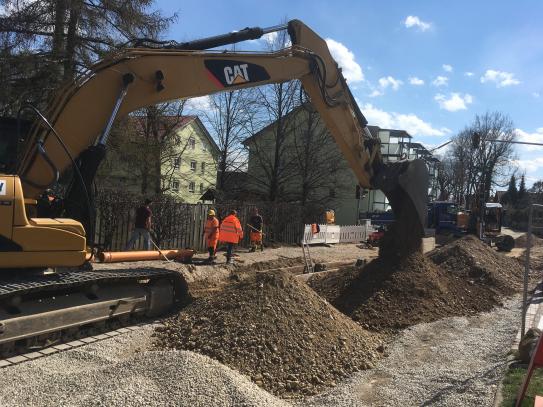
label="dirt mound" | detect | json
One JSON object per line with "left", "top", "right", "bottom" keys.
{"left": 428, "top": 235, "right": 523, "bottom": 292}
{"left": 308, "top": 236, "right": 522, "bottom": 332}
{"left": 236, "top": 257, "right": 304, "bottom": 272}
{"left": 515, "top": 233, "right": 543, "bottom": 248}
{"left": 153, "top": 271, "right": 382, "bottom": 398}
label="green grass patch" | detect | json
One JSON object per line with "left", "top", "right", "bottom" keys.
{"left": 501, "top": 366, "right": 543, "bottom": 406}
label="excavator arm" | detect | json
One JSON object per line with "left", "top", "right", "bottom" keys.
{"left": 16, "top": 19, "right": 428, "bottom": 260}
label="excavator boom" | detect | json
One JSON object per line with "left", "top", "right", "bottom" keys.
{"left": 13, "top": 20, "right": 428, "bottom": 259}
{"left": 0, "top": 19, "right": 429, "bottom": 358}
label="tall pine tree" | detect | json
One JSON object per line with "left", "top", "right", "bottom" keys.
{"left": 502, "top": 174, "right": 518, "bottom": 206}
{"left": 0, "top": 0, "right": 177, "bottom": 115}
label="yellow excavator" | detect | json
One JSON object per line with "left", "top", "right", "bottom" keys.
{"left": 0, "top": 20, "right": 428, "bottom": 354}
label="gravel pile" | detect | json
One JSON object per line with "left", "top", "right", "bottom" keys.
{"left": 308, "top": 236, "right": 522, "bottom": 332}
{"left": 299, "top": 297, "right": 521, "bottom": 407}
{"left": 0, "top": 326, "right": 289, "bottom": 407}
{"left": 154, "top": 270, "right": 383, "bottom": 398}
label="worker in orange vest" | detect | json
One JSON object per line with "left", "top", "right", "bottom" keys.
{"left": 203, "top": 209, "right": 220, "bottom": 262}
{"left": 219, "top": 210, "right": 243, "bottom": 264}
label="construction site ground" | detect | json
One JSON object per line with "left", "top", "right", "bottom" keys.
{"left": 1, "top": 233, "right": 538, "bottom": 407}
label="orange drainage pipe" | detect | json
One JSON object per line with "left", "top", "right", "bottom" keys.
{"left": 97, "top": 249, "right": 194, "bottom": 263}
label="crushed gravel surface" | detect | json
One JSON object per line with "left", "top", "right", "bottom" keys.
{"left": 0, "top": 326, "right": 289, "bottom": 407}
{"left": 300, "top": 297, "right": 521, "bottom": 407}
{"left": 0, "top": 300, "right": 522, "bottom": 407}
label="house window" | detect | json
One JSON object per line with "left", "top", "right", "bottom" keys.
{"left": 202, "top": 142, "right": 208, "bottom": 152}
{"left": 173, "top": 157, "right": 180, "bottom": 169}
{"left": 200, "top": 183, "right": 204, "bottom": 194}
{"left": 188, "top": 137, "right": 196, "bottom": 150}
{"left": 171, "top": 180, "right": 180, "bottom": 191}
{"left": 190, "top": 161, "right": 197, "bottom": 171}
{"left": 188, "top": 181, "right": 195, "bottom": 193}
{"left": 201, "top": 162, "right": 206, "bottom": 174}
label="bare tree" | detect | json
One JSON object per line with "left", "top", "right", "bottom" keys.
{"left": 289, "top": 100, "right": 343, "bottom": 207}
{"left": 246, "top": 26, "right": 301, "bottom": 201}
{"left": 99, "top": 101, "right": 192, "bottom": 196}
{"left": 196, "top": 89, "right": 256, "bottom": 194}
{"left": 437, "top": 111, "right": 517, "bottom": 207}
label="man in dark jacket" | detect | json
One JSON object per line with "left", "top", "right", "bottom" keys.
{"left": 125, "top": 199, "right": 153, "bottom": 250}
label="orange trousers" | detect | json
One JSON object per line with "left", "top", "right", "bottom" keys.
{"left": 250, "top": 231, "right": 262, "bottom": 244}
{"left": 207, "top": 237, "right": 218, "bottom": 252}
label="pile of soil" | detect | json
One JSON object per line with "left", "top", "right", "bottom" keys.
{"left": 309, "top": 236, "right": 523, "bottom": 332}
{"left": 515, "top": 233, "right": 543, "bottom": 248}
{"left": 153, "top": 271, "right": 382, "bottom": 398}
{"left": 428, "top": 235, "right": 523, "bottom": 292}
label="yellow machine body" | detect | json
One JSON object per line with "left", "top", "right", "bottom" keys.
{"left": 0, "top": 175, "right": 87, "bottom": 267}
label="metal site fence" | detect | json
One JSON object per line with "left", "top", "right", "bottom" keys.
{"left": 92, "top": 197, "right": 318, "bottom": 252}
{"left": 521, "top": 203, "right": 543, "bottom": 339}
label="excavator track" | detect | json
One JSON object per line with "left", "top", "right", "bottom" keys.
{"left": 0, "top": 267, "right": 187, "bottom": 359}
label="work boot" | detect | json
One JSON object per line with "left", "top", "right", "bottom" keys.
{"left": 249, "top": 247, "right": 256, "bottom": 253}
{"left": 260, "top": 245, "right": 264, "bottom": 252}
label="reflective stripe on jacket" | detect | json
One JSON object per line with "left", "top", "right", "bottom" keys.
{"left": 219, "top": 215, "right": 243, "bottom": 243}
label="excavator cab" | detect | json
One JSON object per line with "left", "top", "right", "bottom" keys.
{"left": 1, "top": 118, "right": 87, "bottom": 268}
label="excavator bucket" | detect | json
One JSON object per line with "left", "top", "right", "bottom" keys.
{"left": 372, "top": 159, "right": 429, "bottom": 259}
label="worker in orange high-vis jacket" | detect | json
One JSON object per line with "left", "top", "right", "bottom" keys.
{"left": 219, "top": 209, "right": 243, "bottom": 264}
{"left": 203, "top": 209, "right": 220, "bottom": 262}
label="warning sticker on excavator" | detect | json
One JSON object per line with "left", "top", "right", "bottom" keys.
{"left": 204, "top": 60, "right": 270, "bottom": 88}
{"left": 0, "top": 180, "right": 5, "bottom": 195}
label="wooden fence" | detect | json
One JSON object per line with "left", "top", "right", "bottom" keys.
{"left": 93, "top": 199, "right": 311, "bottom": 252}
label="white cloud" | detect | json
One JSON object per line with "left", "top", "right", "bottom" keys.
{"left": 442, "top": 64, "right": 453, "bottom": 72}
{"left": 533, "top": 92, "right": 540, "bottom": 98}
{"left": 378, "top": 76, "right": 403, "bottom": 91}
{"left": 404, "top": 16, "right": 431, "bottom": 31}
{"left": 263, "top": 31, "right": 278, "bottom": 44}
{"left": 325, "top": 38, "right": 364, "bottom": 83}
{"left": 185, "top": 96, "right": 212, "bottom": 111}
{"left": 432, "top": 76, "right": 448, "bottom": 87}
{"left": 361, "top": 103, "right": 450, "bottom": 137}
{"left": 408, "top": 77, "right": 425, "bottom": 85}
{"left": 434, "top": 93, "right": 473, "bottom": 111}
{"left": 516, "top": 127, "right": 543, "bottom": 150}
{"left": 368, "top": 90, "right": 383, "bottom": 98}
{"left": 480, "top": 69, "right": 521, "bottom": 87}
{"left": 464, "top": 72, "right": 474, "bottom": 77}
{"left": 513, "top": 157, "right": 543, "bottom": 174}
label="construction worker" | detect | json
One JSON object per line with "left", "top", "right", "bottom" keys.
{"left": 125, "top": 199, "right": 153, "bottom": 251}
{"left": 248, "top": 207, "right": 264, "bottom": 252}
{"left": 203, "top": 209, "right": 220, "bottom": 262}
{"left": 219, "top": 210, "right": 243, "bottom": 264}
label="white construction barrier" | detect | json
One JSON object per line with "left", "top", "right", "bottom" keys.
{"left": 302, "top": 222, "right": 373, "bottom": 245}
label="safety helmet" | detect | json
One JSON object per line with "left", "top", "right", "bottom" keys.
{"left": 208, "top": 209, "right": 216, "bottom": 216}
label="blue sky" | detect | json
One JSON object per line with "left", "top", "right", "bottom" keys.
{"left": 158, "top": 0, "right": 543, "bottom": 185}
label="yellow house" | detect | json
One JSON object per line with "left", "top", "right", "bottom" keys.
{"left": 165, "top": 116, "right": 220, "bottom": 203}
{"left": 97, "top": 115, "right": 219, "bottom": 203}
